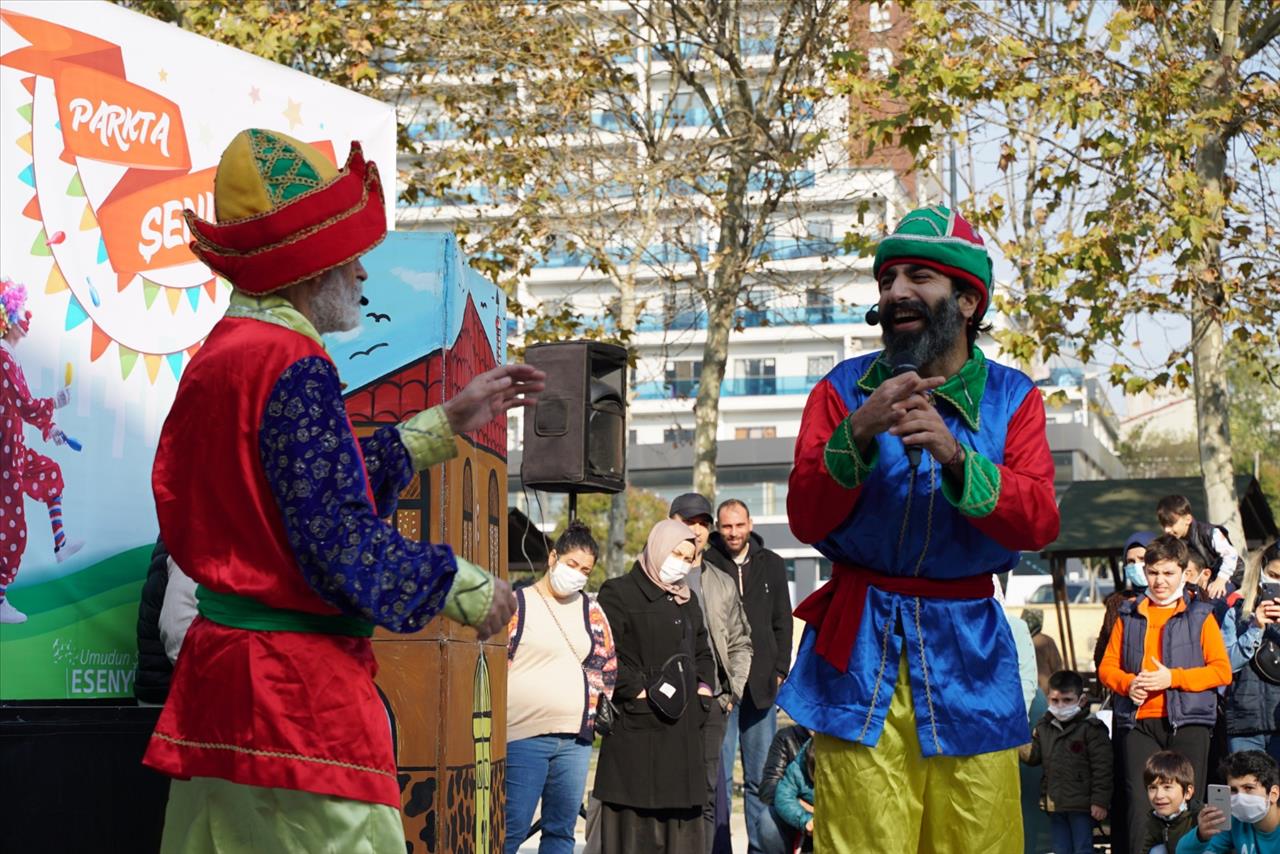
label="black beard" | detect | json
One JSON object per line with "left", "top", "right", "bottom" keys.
{"left": 881, "top": 293, "right": 965, "bottom": 367}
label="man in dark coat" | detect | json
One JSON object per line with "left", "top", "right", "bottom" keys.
{"left": 134, "top": 539, "right": 173, "bottom": 706}
{"left": 705, "top": 499, "right": 793, "bottom": 853}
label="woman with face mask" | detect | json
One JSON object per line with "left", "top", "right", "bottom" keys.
{"left": 505, "top": 520, "right": 616, "bottom": 854}
{"left": 592, "top": 518, "right": 717, "bottom": 853}
{"left": 1221, "top": 541, "right": 1280, "bottom": 761}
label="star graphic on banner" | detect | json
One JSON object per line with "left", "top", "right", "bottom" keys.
{"left": 158, "top": 68, "right": 169, "bottom": 83}
{"left": 249, "top": 86, "right": 261, "bottom": 104}
{"left": 282, "top": 98, "right": 303, "bottom": 130}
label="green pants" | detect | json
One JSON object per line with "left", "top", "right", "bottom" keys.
{"left": 161, "top": 776, "right": 404, "bottom": 854}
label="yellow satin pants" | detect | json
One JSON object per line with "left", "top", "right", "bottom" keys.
{"left": 812, "top": 654, "right": 1022, "bottom": 854}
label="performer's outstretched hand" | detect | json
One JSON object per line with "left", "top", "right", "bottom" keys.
{"left": 54, "top": 387, "right": 71, "bottom": 409}
{"left": 444, "top": 364, "right": 546, "bottom": 434}
{"left": 473, "top": 576, "right": 517, "bottom": 641}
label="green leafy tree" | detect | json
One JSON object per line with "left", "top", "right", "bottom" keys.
{"left": 836, "top": 0, "right": 1280, "bottom": 548}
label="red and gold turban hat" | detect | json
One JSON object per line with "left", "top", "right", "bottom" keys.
{"left": 185, "top": 128, "right": 387, "bottom": 296}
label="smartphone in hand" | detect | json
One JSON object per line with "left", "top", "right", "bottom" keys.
{"left": 1207, "top": 783, "right": 1231, "bottom": 816}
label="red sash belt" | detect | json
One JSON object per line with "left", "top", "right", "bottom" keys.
{"left": 794, "top": 564, "right": 995, "bottom": 672}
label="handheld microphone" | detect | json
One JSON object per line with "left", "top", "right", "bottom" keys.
{"left": 890, "top": 351, "right": 922, "bottom": 469}
{"left": 865, "top": 306, "right": 880, "bottom": 326}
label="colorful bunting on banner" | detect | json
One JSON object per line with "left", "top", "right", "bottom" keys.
{"left": 19, "top": 76, "right": 35, "bottom": 96}
{"left": 144, "top": 354, "right": 162, "bottom": 383}
{"left": 16, "top": 132, "right": 32, "bottom": 155}
{"left": 46, "top": 265, "right": 68, "bottom": 294}
{"left": 65, "top": 295, "right": 89, "bottom": 330}
{"left": 16, "top": 103, "right": 32, "bottom": 123}
{"left": 119, "top": 346, "right": 139, "bottom": 380}
{"left": 31, "top": 228, "right": 51, "bottom": 256}
{"left": 143, "top": 280, "right": 160, "bottom": 308}
{"left": 21, "top": 196, "right": 39, "bottom": 220}
{"left": 166, "top": 353, "right": 183, "bottom": 380}
{"left": 80, "top": 205, "right": 98, "bottom": 231}
{"left": 89, "top": 325, "right": 111, "bottom": 362}
{"left": 203, "top": 278, "right": 217, "bottom": 300}
{"left": 165, "top": 287, "right": 181, "bottom": 314}
{"left": 18, "top": 163, "right": 33, "bottom": 186}
{"left": 66, "top": 174, "right": 85, "bottom": 197}
{"left": 117, "top": 273, "right": 132, "bottom": 293}
{"left": 96, "top": 236, "right": 108, "bottom": 264}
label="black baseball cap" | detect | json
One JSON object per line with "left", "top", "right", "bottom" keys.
{"left": 669, "top": 493, "right": 713, "bottom": 521}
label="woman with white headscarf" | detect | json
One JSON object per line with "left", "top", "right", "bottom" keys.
{"left": 593, "top": 518, "right": 716, "bottom": 853}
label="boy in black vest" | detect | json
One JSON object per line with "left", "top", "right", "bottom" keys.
{"left": 1157, "top": 494, "right": 1243, "bottom": 601}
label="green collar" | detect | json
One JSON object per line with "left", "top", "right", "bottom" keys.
{"left": 225, "top": 290, "right": 325, "bottom": 349}
{"left": 857, "top": 346, "right": 988, "bottom": 430}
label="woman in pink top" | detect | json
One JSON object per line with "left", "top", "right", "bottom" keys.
{"left": 505, "top": 520, "right": 616, "bottom": 854}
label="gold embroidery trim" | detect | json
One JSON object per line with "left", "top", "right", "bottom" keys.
{"left": 914, "top": 596, "right": 942, "bottom": 754}
{"left": 857, "top": 605, "right": 897, "bottom": 743}
{"left": 152, "top": 731, "right": 396, "bottom": 779}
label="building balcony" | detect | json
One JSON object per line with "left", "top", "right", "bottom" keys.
{"left": 634, "top": 374, "right": 825, "bottom": 400}
{"left": 634, "top": 303, "right": 868, "bottom": 332}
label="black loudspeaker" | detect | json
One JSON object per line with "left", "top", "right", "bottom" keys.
{"left": 521, "top": 341, "right": 627, "bottom": 494}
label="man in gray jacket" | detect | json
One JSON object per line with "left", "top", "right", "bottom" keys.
{"left": 671, "top": 492, "right": 754, "bottom": 853}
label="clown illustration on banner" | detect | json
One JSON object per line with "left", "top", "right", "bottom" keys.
{"left": 0, "top": 0, "right": 395, "bottom": 700}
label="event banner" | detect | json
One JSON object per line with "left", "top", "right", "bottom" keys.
{"left": 0, "top": 0, "right": 397, "bottom": 700}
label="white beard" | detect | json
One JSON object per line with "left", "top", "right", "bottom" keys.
{"left": 310, "top": 268, "right": 362, "bottom": 333}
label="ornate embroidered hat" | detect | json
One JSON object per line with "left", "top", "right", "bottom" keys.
{"left": 0, "top": 277, "right": 30, "bottom": 338}
{"left": 185, "top": 128, "right": 387, "bottom": 295}
{"left": 872, "top": 205, "right": 995, "bottom": 321}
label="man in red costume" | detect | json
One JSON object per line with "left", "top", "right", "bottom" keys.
{"left": 143, "top": 129, "right": 542, "bottom": 852}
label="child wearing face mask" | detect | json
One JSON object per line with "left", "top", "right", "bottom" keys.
{"left": 1140, "top": 750, "right": 1203, "bottom": 854}
{"left": 1019, "top": 669, "right": 1112, "bottom": 854}
{"left": 1100, "top": 534, "right": 1234, "bottom": 854}
{"left": 1178, "top": 750, "right": 1280, "bottom": 853}
{"left": 504, "top": 520, "right": 616, "bottom": 854}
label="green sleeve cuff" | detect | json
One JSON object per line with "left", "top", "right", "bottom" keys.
{"left": 442, "top": 557, "right": 496, "bottom": 627}
{"left": 823, "top": 414, "right": 878, "bottom": 488}
{"left": 397, "top": 406, "right": 457, "bottom": 471}
{"left": 940, "top": 446, "right": 1001, "bottom": 517}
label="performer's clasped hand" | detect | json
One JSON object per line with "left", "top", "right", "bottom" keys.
{"left": 847, "top": 370, "right": 944, "bottom": 451}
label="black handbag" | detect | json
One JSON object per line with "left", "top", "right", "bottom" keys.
{"left": 645, "top": 610, "right": 696, "bottom": 722}
{"left": 1251, "top": 626, "right": 1280, "bottom": 685}
{"left": 594, "top": 691, "right": 618, "bottom": 736}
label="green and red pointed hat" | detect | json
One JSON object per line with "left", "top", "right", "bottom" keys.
{"left": 873, "top": 205, "right": 995, "bottom": 321}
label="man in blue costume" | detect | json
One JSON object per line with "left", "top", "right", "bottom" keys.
{"left": 781, "top": 205, "right": 1060, "bottom": 852}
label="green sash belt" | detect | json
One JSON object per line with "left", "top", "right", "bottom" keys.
{"left": 196, "top": 585, "right": 375, "bottom": 637}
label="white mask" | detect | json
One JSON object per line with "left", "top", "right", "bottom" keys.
{"left": 548, "top": 562, "right": 588, "bottom": 596}
{"left": 659, "top": 556, "right": 692, "bottom": 585}
{"left": 1146, "top": 581, "right": 1186, "bottom": 607}
{"left": 1047, "top": 703, "right": 1080, "bottom": 722}
{"left": 1230, "top": 792, "right": 1272, "bottom": 824}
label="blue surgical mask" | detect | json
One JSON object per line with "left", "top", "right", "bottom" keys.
{"left": 1125, "top": 562, "right": 1147, "bottom": 589}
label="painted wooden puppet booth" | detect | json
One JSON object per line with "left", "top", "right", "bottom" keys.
{"left": 0, "top": 4, "right": 509, "bottom": 851}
